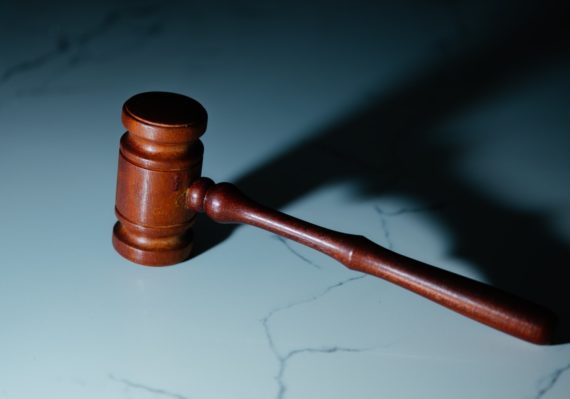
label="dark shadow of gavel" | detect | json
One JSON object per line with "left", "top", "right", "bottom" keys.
{"left": 112, "top": 92, "right": 557, "bottom": 345}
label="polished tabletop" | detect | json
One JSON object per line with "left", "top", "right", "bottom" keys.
{"left": 1, "top": 1, "right": 569, "bottom": 398}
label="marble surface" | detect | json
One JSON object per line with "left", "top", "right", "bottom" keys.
{"left": 1, "top": 1, "right": 570, "bottom": 398}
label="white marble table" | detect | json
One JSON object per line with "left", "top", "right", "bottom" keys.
{"left": 1, "top": 1, "right": 569, "bottom": 398}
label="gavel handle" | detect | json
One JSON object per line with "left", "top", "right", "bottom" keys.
{"left": 187, "top": 178, "right": 556, "bottom": 344}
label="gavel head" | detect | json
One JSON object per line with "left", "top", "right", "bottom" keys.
{"left": 112, "top": 92, "right": 207, "bottom": 266}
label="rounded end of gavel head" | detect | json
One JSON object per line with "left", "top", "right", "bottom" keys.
{"left": 112, "top": 92, "right": 207, "bottom": 266}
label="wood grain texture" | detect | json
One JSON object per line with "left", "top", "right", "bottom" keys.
{"left": 187, "top": 177, "right": 557, "bottom": 344}
{"left": 113, "top": 92, "right": 207, "bottom": 266}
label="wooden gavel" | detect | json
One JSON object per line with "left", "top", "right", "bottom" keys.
{"left": 113, "top": 92, "right": 557, "bottom": 344}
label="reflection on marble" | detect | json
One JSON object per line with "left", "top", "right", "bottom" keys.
{"left": 0, "top": 1, "right": 569, "bottom": 398}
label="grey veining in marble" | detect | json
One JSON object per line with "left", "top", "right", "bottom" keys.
{"left": 109, "top": 374, "right": 189, "bottom": 399}
{"left": 260, "top": 274, "right": 369, "bottom": 399}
